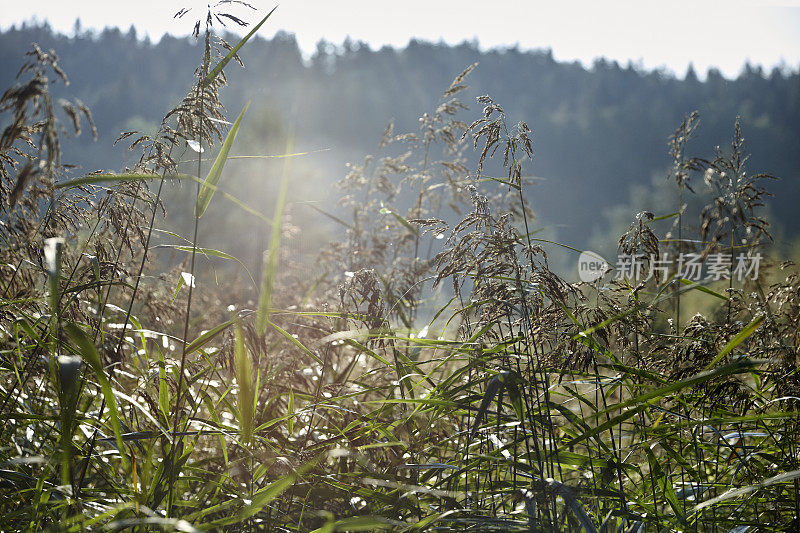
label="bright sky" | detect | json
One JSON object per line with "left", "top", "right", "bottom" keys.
{"left": 2, "top": 0, "right": 799, "bottom": 78}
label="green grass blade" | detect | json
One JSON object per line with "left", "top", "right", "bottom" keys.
{"left": 265, "top": 318, "right": 323, "bottom": 365}
{"left": 287, "top": 387, "right": 295, "bottom": 436}
{"left": 157, "top": 349, "right": 170, "bottom": 426}
{"left": 310, "top": 516, "right": 397, "bottom": 532}
{"left": 703, "top": 315, "right": 764, "bottom": 370}
{"left": 301, "top": 202, "right": 354, "bottom": 229}
{"left": 184, "top": 316, "right": 240, "bottom": 355}
{"left": 43, "top": 237, "right": 63, "bottom": 387}
{"left": 195, "top": 102, "right": 250, "bottom": 218}
{"left": 160, "top": 174, "right": 274, "bottom": 225}
{"left": 155, "top": 244, "right": 256, "bottom": 288}
{"left": 232, "top": 455, "right": 319, "bottom": 523}
{"left": 257, "top": 132, "right": 293, "bottom": 334}
{"left": 379, "top": 205, "right": 419, "bottom": 235}
{"left": 234, "top": 320, "right": 254, "bottom": 445}
{"left": 54, "top": 172, "right": 193, "bottom": 189}
{"left": 561, "top": 359, "right": 762, "bottom": 450}
{"left": 64, "top": 323, "right": 128, "bottom": 470}
{"left": 694, "top": 468, "right": 800, "bottom": 511}
{"left": 200, "top": 6, "right": 278, "bottom": 88}
{"left": 407, "top": 510, "right": 458, "bottom": 531}
{"left": 678, "top": 278, "right": 730, "bottom": 301}
{"left": 645, "top": 445, "right": 684, "bottom": 523}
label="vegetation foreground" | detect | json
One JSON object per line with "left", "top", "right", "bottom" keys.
{"left": 1, "top": 6, "right": 799, "bottom": 531}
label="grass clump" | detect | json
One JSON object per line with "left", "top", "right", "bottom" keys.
{"left": 1, "top": 5, "right": 799, "bottom": 532}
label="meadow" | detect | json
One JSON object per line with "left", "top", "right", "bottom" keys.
{"left": 1, "top": 6, "right": 798, "bottom": 531}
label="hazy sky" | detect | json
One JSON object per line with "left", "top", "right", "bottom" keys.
{"left": 2, "top": 0, "right": 800, "bottom": 78}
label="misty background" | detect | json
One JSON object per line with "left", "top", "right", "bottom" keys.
{"left": 1, "top": 19, "right": 798, "bottom": 280}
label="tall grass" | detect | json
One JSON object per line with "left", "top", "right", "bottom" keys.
{"left": 1, "top": 6, "right": 798, "bottom": 532}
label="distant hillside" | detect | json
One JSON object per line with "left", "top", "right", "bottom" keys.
{"left": 2, "top": 22, "right": 798, "bottom": 251}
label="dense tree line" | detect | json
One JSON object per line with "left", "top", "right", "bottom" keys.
{"left": 1, "top": 21, "right": 798, "bottom": 251}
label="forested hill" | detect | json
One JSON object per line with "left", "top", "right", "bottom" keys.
{"left": 2, "top": 22, "right": 799, "bottom": 249}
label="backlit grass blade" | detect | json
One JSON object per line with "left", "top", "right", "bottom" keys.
{"left": 105, "top": 517, "right": 201, "bottom": 532}
{"left": 224, "top": 455, "right": 319, "bottom": 524}
{"left": 155, "top": 244, "right": 256, "bottom": 288}
{"left": 234, "top": 320, "right": 254, "bottom": 445}
{"left": 43, "top": 237, "right": 63, "bottom": 384}
{"left": 257, "top": 132, "right": 293, "bottom": 334}
{"left": 54, "top": 173, "right": 193, "bottom": 189}
{"left": 645, "top": 445, "right": 684, "bottom": 523}
{"left": 678, "top": 278, "right": 730, "bottom": 301}
{"left": 703, "top": 314, "right": 764, "bottom": 370}
{"left": 265, "top": 318, "right": 323, "bottom": 365}
{"left": 407, "top": 510, "right": 458, "bottom": 530}
{"left": 157, "top": 350, "right": 170, "bottom": 426}
{"left": 195, "top": 102, "right": 250, "bottom": 218}
{"left": 154, "top": 174, "right": 274, "bottom": 225}
{"left": 694, "top": 468, "right": 800, "bottom": 511}
{"left": 287, "top": 387, "right": 295, "bottom": 435}
{"left": 379, "top": 205, "right": 419, "bottom": 235}
{"left": 64, "top": 323, "right": 127, "bottom": 470}
{"left": 200, "top": 6, "right": 278, "bottom": 88}
{"left": 310, "top": 516, "right": 398, "bottom": 532}
{"left": 184, "top": 316, "right": 240, "bottom": 355}
{"left": 560, "top": 359, "right": 762, "bottom": 450}
{"left": 56, "top": 353, "right": 81, "bottom": 488}
{"left": 302, "top": 202, "right": 353, "bottom": 229}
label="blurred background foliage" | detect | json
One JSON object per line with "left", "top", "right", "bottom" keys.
{"left": 1, "top": 21, "right": 797, "bottom": 276}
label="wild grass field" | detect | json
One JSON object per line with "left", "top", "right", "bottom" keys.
{"left": 1, "top": 6, "right": 799, "bottom": 532}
